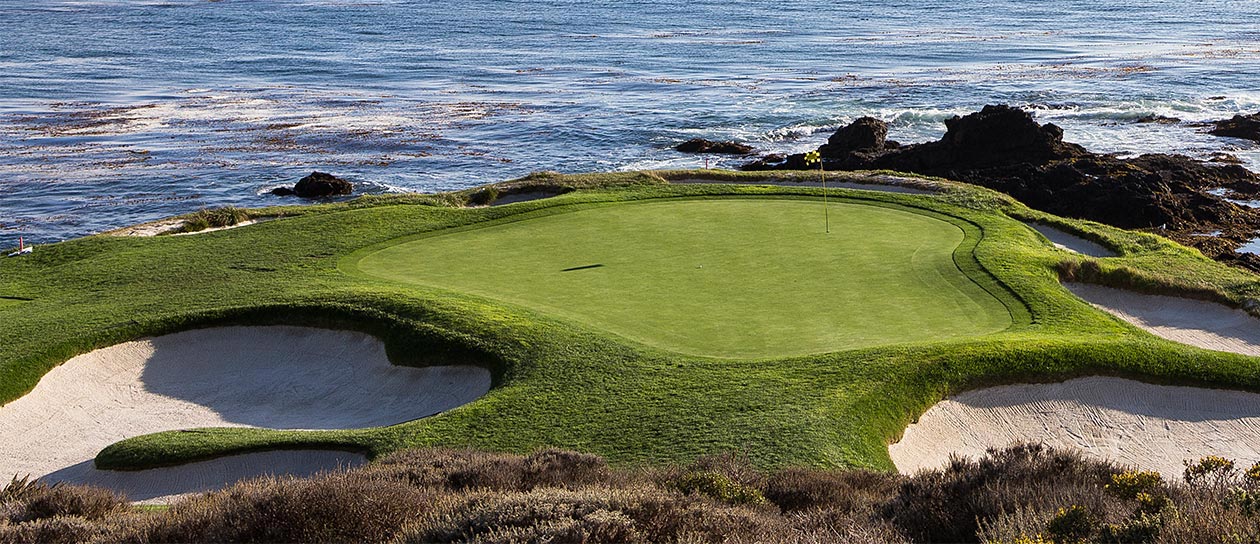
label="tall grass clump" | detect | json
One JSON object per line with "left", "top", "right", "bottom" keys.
{"left": 178, "top": 206, "right": 249, "bottom": 233}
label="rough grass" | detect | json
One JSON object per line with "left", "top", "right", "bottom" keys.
{"left": 1, "top": 170, "right": 1259, "bottom": 474}
{"left": 6, "top": 445, "right": 1260, "bottom": 543}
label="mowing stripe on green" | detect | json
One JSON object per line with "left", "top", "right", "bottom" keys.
{"left": 355, "top": 198, "right": 1010, "bottom": 357}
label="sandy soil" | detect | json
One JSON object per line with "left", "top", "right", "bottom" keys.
{"left": 106, "top": 218, "right": 272, "bottom": 237}
{"left": 1027, "top": 223, "right": 1117, "bottom": 257}
{"left": 1067, "top": 283, "right": 1260, "bottom": 356}
{"left": 0, "top": 326, "right": 491, "bottom": 502}
{"left": 890, "top": 377, "right": 1260, "bottom": 479}
{"left": 106, "top": 218, "right": 187, "bottom": 237}
{"left": 670, "top": 175, "right": 939, "bottom": 195}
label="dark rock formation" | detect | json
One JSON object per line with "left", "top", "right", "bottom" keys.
{"left": 675, "top": 138, "right": 755, "bottom": 155}
{"left": 1136, "top": 115, "right": 1181, "bottom": 124}
{"left": 821, "top": 116, "right": 888, "bottom": 155}
{"left": 273, "top": 171, "right": 354, "bottom": 198}
{"left": 1210, "top": 112, "right": 1260, "bottom": 142}
{"left": 744, "top": 105, "right": 1260, "bottom": 271}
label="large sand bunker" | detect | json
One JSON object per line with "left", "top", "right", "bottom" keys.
{"left": 0, "top": 326, "right": 491, "bottom": 501}
{"left": 1067, "top": 283, "right": 1260, "bottom": 356}
{"left": 890, "top": 377, "right": 1260, "bottom": 479}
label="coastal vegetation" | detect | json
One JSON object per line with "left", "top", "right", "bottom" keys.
{"left": 3, "top": 169, "right": 1260, "bottom": 542}
{"left": 7, "top": 445, "right": 1260, "bottom": 543}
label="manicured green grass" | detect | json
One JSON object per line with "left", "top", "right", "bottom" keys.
{"left": 352, "top": 198, "right": 1011, "bottom": 357}
{"left": 1, "top": 170, "right": 1259, "bottom": 474}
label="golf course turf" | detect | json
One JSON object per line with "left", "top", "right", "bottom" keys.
{"left": 3, "top": 170, "right": 1260, "bottom": 478}
{"left": 351, "top": 198, "right": 1011, "bottom": 358}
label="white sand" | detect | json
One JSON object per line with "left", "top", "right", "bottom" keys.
{"left": 1067, "top": 283, "right": 1260, "bottom": 356}
{"left": 0, "top": 326, "right": 491, "bottom": 501}
{"left": 1027, "top": 223, "right": 1117, "bottom": 257}
{"left": 890, "top": 377, "right": 1260, "bottom": 479}
{"left": 106, "top": 218, "right": 186, "bottom": 237}
{"left": 107, "top": 218, "right": 271, "bottom": 237}
{"left": 170, "top": 218, "right": 268, "bottom": 236}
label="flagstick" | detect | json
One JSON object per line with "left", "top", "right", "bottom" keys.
{"left": 820, "top": 163, "right": 829, "bottom": 234}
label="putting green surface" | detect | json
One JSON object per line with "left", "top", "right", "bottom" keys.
{"left": 355, "top": 199, "right": 1010, "bottom": 357}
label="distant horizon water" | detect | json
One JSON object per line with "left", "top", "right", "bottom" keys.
{"left": 2, "top": 0, "right": 1259, "bottom": 243}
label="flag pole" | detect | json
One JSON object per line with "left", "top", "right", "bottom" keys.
{"left": 821, "top": 162, "right": 829, "bottom": 234}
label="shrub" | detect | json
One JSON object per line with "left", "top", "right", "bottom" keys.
{"left": 0, "top": 515, "right": 114, "bottom": 544}
{"left": 521, "top": 448, "right": 611, "bottom": 490}
{"left": 886, "top": 443, "right": 1119, "bottom": 543}
{"left": 1106, "top": 471, "right": 1165, "bottom": 501}
{"left": 765, "top": 467, "right": 901, "bottom": 512}
{"left": 1184, "top": 456, "right": 1237, "bottom": 492}
{"left": 1100, "top": 510, "right": 1164, "bottom": 543}
{"left": 1046, "top": 505, "right": 1094, "bottom": 543}
{"left": 674, "top": 471, "right": 767, "bottom": 506}
{"left": 1245, "top": 462, "right": 1260, "bottom": 486}
{"left": 401, "top": 486, "right": 785, "bottom": 544}
{"left": 1, "top": 477, "right": 127, "bottom": 523}
{"left": 137, "top": 470, "right": 431, "bottom": 543}
{"left": 367, "top": 447, "right": 523, "bottom": 490}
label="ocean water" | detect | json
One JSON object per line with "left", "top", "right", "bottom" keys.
{"left": 2, "top": 0, "right": 1259, "bottom": 243}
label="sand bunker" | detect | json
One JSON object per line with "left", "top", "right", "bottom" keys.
{"left": 1027, "top": 223, "right": 1116, "bottom": 257}
{"left": 0, "top": 326, "right": 491, "bottom": 501}
{"left": 890, "top": 377, "right": 1260, "bottom": 479}
{"left": 1067, "top": 283, "right": 1260, "bottom": 356}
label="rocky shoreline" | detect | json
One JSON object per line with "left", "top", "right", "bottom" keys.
{"left": 735, "top": 105, "right": 1260, "bottom": 271}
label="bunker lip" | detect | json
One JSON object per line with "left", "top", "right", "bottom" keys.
{"left": 1066, "top": 282, "right": 1260, "bottom": 356}
{"left": 890, "top": 376, "right": 1260, "bottom": 480}
{"left": 0, "top": 326, "right": 491, "bottom": 501}
{"left": 1026, "top": 222, "right": 1117, "bottom": 257}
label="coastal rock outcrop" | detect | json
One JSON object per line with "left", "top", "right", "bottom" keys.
{"left": 272, "top": 171, "right": 354, "bottom": 198}
{"left": 1211, "top": 112, "right": 1260, "bottom": 142}
{"left": 675, "top": 138, "right": 755, "bottom": 155}
{"left": 745, "top": 105, "right": 1260, "bottom": 271}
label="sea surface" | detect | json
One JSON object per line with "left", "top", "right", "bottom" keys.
{"left": 2, "top": 0, "right": 1259, "bottom": 243}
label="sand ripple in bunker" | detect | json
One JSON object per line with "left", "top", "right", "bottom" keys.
{"left": 0, "top": 326, "right": 491, "bottom": 501}
{"left": 890, "top": 377, "right": 1260, "bottom": 479}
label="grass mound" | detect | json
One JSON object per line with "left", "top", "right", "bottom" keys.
{"left": 3, "top": 169, "right": 1260, "bottom": 476}
{"left": 353, "top": 198, "right": 1011, "bottom": 357}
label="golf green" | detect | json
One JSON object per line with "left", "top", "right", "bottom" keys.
{"left": 354, "top": 198, "right": 1011, "bottom": 357}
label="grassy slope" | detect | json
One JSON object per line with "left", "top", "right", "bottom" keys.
{"left": 0, "top": 170, "right": 1257, "bottom": 472}
{"left": 352, "top": 198, "right": 1010, "bottom": 358}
